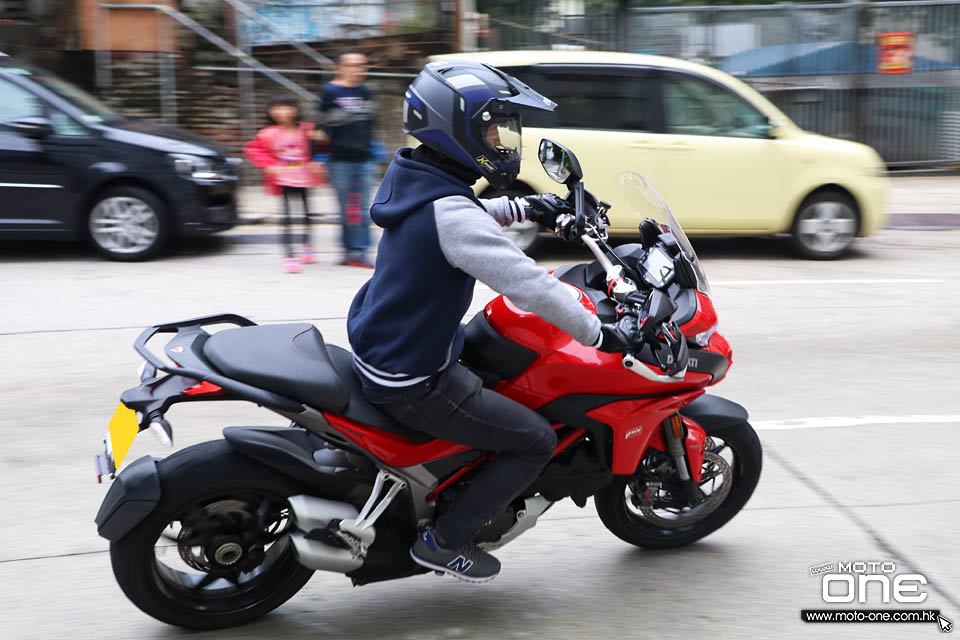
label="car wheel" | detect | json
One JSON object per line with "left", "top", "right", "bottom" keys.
{"left": 790, "top": 191, "right": 859, "bottom": 260}
{"left": 87, "top": 186, "right": 170, "bottom": 261}
{"left": 480, "top": 185, "right": 543, "bottom": 255}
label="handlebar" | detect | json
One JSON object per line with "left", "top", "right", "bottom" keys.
{"left": 563, "top": 195, "right": 688, "bottom": 383}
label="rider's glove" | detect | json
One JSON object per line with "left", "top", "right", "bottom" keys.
{"left": 517, "top": 193, "right": 571, "bottom": 228}
{"left": 596, "top": 314, "right": 641, "bottom": 353}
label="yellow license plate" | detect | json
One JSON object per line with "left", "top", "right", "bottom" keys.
{"left": 108, "top": 403, "right": 140, "bottom": 468}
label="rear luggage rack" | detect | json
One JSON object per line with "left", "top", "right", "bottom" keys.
{"left": 124, "top": 314, "right": 304, "bottom": 419}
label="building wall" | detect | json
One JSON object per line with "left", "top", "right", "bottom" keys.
{"left": 78, "top": 0, "right": 177, "bottom": 52}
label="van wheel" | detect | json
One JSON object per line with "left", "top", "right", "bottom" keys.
{"left": 480, "top": 185, "right": 543, "bottom": 255}
{"left": 87, "top": 186, "right": 170, "bottom": 261}
{"left": 790, "top": 191, "right": 859, "bottom": 260}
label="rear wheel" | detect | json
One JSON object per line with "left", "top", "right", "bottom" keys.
{"left": 480, "top": 184, "right": 543, "bottom": 255}
{"left": 109, "top": 441, "right": 315, "bottom": 629}
{"left": 594, "top": 422, "right": 761, "bottom": 549}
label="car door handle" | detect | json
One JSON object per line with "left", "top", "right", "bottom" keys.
{"left": 628, "top": 140, "right": 658, "bottom": 150}
{"left": 667, "top": 142, "right": 693, "bottom": 151}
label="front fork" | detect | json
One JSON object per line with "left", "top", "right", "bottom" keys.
{"left": 662, "top": 413, "right": 707, "bottom": 502}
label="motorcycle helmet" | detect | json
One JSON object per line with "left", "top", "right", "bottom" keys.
{"left": 403, "top": 60, "right": 557, "bottom": 190}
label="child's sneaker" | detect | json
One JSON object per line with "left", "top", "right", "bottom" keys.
{"left": 283, "top": 257, "right": 302, "bottom": 273}
{"left": 299, "top": 246, "right": 316, "bottom": 264}
{"left": 340, "top": 258, "right": 374, "bottom": 269}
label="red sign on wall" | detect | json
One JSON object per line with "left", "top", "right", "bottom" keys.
{"left": 877, "top": 32, "right": 915, "bottom": 74}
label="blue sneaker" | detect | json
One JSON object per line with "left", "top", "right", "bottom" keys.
{"left": 410, "top": 527, "right": 500, "bottom": 583}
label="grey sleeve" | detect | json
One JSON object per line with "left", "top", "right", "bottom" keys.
{"left": 480, "top": 196, "right": 525, "bottom": 227}
{"left": 435, "top": 195, "right": 601, "bottom": 346}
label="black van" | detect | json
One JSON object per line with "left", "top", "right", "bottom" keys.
{"left": 0, "top": 56, "right": 237, "bottom": 260}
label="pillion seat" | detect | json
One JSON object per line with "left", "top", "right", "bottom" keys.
{"left": 203, "top": 323, "right": 432, "bottom": 443}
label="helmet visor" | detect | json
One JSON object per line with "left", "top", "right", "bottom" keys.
{"left": 484, "top": 116, "right": 522, "bottom": 163}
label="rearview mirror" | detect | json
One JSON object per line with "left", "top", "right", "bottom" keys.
{"left": 642, "top": 289, "right": 677, "bottom": 328}
{"left": 539, "top": 138, "right": 583, "bottom": 185}
{"left": 763, "top": 116, "right": 782, "bottom": 139}
{"left": 4, "top": 116, "right": 54, "bottom": 139}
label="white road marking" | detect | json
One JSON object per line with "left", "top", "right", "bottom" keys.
{"left": 711, "top": 278, "right": 940, "bottom": 286}
{"left": 753, "top": 415, "right": 960, "bottom": 431}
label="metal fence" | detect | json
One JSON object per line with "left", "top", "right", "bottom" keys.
{"left": 483, "top": 1, "right": 960, "bottom": 166}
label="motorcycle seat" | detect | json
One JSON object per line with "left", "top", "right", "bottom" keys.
{"left": 203, "top": 323, "right": 434, "bottom": 444}
{"left": 324, "top": 345, "right": 434, "bottom": 444}
{"left": 203, "top": 323, "right": 351, "bottom": 413}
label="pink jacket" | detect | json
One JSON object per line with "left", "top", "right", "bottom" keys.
{"left": 243, "top": 122, "right": 322, "bottom": 195}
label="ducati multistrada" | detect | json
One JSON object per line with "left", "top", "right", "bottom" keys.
{"left": 94, "top": 140, "right": 762, "bottom": 629}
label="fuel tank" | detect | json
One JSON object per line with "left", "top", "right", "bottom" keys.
{"left": 472, "top": 280, "right": 725, "bottom": 408}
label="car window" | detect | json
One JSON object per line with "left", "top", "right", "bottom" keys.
{"left": 49, "top": 110, "right": 87, "bottom": 136}
{"left": 506, "top": 66, "right": 658, "bottom": 132}
{"left": 0, "top": 78, "right": 44, "bottom": 124}
{"left": 662, "top": 72, "right": 769, "bottom": 138}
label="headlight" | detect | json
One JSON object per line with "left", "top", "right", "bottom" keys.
{"left": 693, "top": 324, "right": 718, "bottom": 347}
{"left": 168, "top": 153, "right": 222, "bottom": 180}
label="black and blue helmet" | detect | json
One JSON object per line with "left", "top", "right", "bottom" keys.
{"left": 403, "top": 60, "right": 557, "bottom": 190}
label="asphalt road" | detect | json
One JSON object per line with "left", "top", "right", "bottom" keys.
{"left": 1, "top": 227, "right": 958, "bottom": 639}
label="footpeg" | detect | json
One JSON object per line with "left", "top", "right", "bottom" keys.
{"left": 337, "top": 471, "right": 406, "bottom": 549}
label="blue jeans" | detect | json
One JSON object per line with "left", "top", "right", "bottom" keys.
{"left": 328, "top": 160, "right": 373, "bottom": 260}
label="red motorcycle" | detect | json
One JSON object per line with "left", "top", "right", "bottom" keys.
{"left": 94, "top": 139, "right": 761, "bottom": 629}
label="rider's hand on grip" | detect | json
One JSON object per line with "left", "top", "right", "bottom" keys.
{"left": 517, "top": 193, "right": 570, "bottom": 228}
{"left": 597, "top": 314, "right": 642, "bottom": 353}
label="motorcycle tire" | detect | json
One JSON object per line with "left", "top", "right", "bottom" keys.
{"left": 109, "top": 440, "right": 316, "bottom": 629}
{"left": 594, "top": 421, "right": 762, "bottom": 549}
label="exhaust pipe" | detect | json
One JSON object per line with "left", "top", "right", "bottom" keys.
{"left": 287, "top": 494, "right": 364, "bottom": 572}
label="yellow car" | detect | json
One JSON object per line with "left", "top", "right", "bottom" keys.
{"left": 429, "top": 51, "right": 887, "bottom": 259}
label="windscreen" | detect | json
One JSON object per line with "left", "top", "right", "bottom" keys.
{"left": 616, "top": 171, "right": 710, "bottom": 294}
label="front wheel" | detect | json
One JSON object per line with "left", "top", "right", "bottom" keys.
{"left": 109, "top": 440, "right": 315, "bottom": 629}
{"left": 594, "top": 422, "right": 761, "bottom": 549}
{"left": 790, "top": 191, "right": 859, "bottom": 260}
{"left": 87, "top": 186, "right": 171, "bottom": 261}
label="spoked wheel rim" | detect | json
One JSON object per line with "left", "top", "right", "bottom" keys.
{"left": 89, "top": 196, "right": 159, "bottom": 254}
{"left": 624, "top": 437, "right": 737, "bottom": 531}
{"left": 795, "top": 200, "right": 857, "bottom": 255}
{"left": 150, "top": 491, "right": 301, "bottom": 613}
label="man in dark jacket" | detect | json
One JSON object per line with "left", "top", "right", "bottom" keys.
{"left": 320, "top": 49, "right": 377, "bottom": 268}
{"left": 347, "top": 60, "right": 638, "bottom": 582}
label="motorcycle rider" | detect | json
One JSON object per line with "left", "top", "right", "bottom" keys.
{"left": 347, "top": 60, "right": 639, "bottom": 582}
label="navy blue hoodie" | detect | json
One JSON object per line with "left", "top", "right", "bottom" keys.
{"left": 347, "top": 148, "right": 601, "bottom": 387}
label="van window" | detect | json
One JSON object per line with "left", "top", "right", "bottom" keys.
{"left": 0, "top": 79, "right": 44, "bottom": 124}
{"left": 506, "top": 66, "right": 658, "bottom": 132}
{"left": 662, "top": 72, "right": 769, "bottom": 138}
